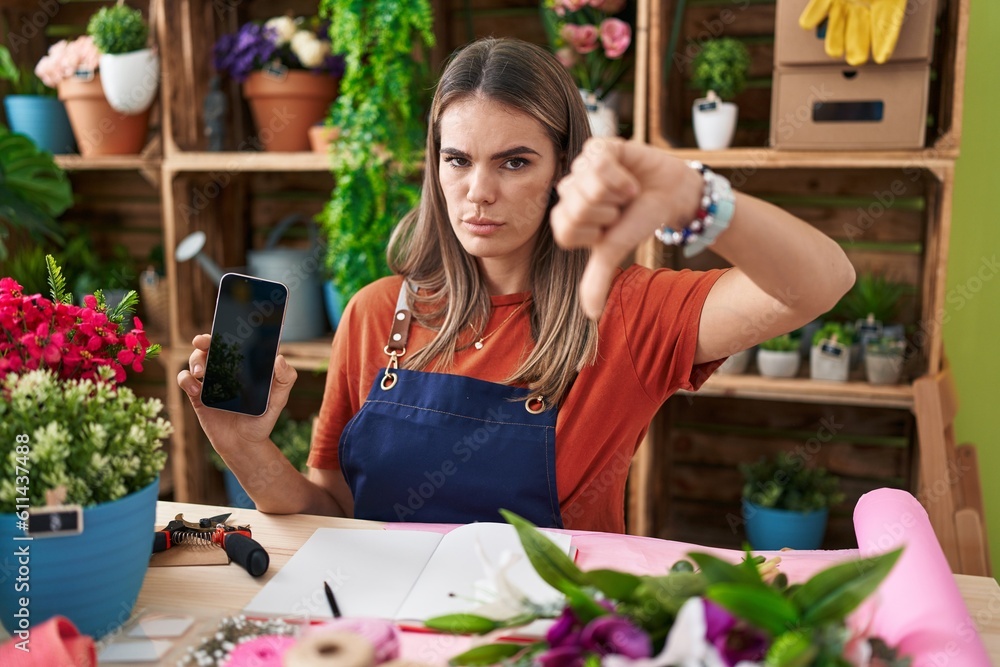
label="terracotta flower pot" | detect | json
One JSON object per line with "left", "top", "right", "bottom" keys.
{"left": 243, "top": 70, "right": 340, "bottom": 152}
{"left": 57, "top": 74, "right": 150, "bottom": 156}
{"left": 309, "top": 125, "right": 340, "bottom": 153}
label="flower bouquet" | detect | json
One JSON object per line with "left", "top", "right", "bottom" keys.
{"left": 542, "top": 0, "right": 632, "bottom": 100}
{"left": 213, "top": 15, "right": 346, "bottom": 151}
{"left": 426, "top": 511, "right": 910, "bottom": 667}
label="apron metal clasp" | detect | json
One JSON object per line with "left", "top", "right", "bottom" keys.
{"left": 381, "top": 346, "right": 405, "bottom": 391}
{"left": 525, "top": 397, "right": 545, "bottom": 414}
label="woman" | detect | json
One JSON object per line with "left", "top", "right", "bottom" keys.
{"left": 177, "top": 38, "right": 854, "bottom": 533}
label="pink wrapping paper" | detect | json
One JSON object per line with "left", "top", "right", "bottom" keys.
{"left": 0, "top": 615, "right": 95, "bottom": 667}
{"left": 854, "top": 488, "right": 990, "bottom": 666}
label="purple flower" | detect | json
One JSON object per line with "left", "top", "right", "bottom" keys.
{"left": 702, "top": 600, "right": 769, "bottom": 666}
{"left": 547, "top": 607, "right": 583, "bottom": 648}
{"left": 538, "top": 645, "right": 586, "bottom": 667}
{"left": 580, "top": 615, "right": 652, "bottom": 659}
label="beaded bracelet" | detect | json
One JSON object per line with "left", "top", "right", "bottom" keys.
{"left": 653, "top": 160, "right": 736, "bottom": 258}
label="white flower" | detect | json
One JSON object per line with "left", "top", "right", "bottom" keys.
{"left": 265, "top": 17, "right": 297, "bottom": 46}
{"left": 290, "top": 31, "right": 329, "bottom": 68}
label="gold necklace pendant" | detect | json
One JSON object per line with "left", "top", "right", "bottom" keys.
{"left": 472, "top": 298, "right": 530, "bottom": 351}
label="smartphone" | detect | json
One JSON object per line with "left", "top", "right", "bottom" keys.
{"left": 201, "top": 273, "right": 288, "bottom": 416}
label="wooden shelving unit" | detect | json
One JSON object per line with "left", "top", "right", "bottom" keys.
{"left": 627, "top": 0, "right": 981, "bottom": 570}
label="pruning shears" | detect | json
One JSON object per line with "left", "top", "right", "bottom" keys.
{"left": 151, "top": 512, "right": 269, "bottom": 577}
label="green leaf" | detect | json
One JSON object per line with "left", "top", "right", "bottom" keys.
{"left": 563, "top": 582, "right": 609, "bottom": 624}
{"left": 584, "top": 569, "right": 643, "bottom": 601}
{"left": 707, "top": 583, "right": 800, "bottom": 637}
{"left": 689, "top": 552, "right": 763, "bottom": 587}
{"left": 45, "top": 254, "right": 71, "bottom": 304}
{"left": 623, "top": 571, "right": 705, "bottom": 630}
{"left": 448, "top": 643, "right": 525, "bottom": 666}
{"left": 793, "top": 549, "right": 903, "bottom": 625}
{"left": 423, "top": 614, "right": 500, "bottom": 635}
{"left": 499, "top": 510, "right": 587, "bottom": 594}
{"left": 766, "top": 629, "right": 819, "bottom": 667}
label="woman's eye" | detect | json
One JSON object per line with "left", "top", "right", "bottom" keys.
{"left": 504, "top": 158, "right": 529, "bottom": 170}
{"left": 443, "top": 156, "right": 469, "bottom": 168}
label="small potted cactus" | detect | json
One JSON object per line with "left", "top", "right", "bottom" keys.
{"left": 757, "top": 334, "right": 801, "bottom": 378}
{"left": 810, "top": 322, "right": 853, "bottom": 382}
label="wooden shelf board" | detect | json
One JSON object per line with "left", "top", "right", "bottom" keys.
{"left": 164, "top": 151, "right": 334, "bottom": 173}
{"left": 681, "top": 373, "right": 914, "bottom": 409}
{"left": 54, "top": 155, "right": 160, "bottom": 171}
{"left": 662, "top": 148, "right": 956, "bottom": 170}
{"left": 161, "top": 338, "right": 333, "bottom": 373}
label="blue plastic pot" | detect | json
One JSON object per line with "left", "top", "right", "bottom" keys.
{"left": 3, "top": 95, "right": 77, "bottom": 154}
{"left": 742, "top": 499, "right": 828, "bottom": 550}
{"left": 222, "top": 468, "right": 256, "bottom": 509}
{"left": 0, "top": 477, "right": 159, "bottom": 638}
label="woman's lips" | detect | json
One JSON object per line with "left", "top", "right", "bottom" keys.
{"left": 462, "top": 218, "right": 503, "bottom": 235}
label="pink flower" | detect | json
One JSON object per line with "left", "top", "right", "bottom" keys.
{"left": 590, "top": 0, "right": 627, "bottom": 13}
{"left": 600, "top": 18, "right": 631, "bottom": 59}
{"left": 34, "top": 36, "right": 100, "bottom": 88}
{"left": 555, "top": 47, "right": 578, "bottom": 68}
{"left": 561, "top": 24, "right": 600, "bottom": 55}
{"left": 559, "top": 0, "right": 589, "bottom": 11}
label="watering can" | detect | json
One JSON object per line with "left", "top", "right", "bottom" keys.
{"left": 175, "top": 214, "right": 328, "bottom": 342}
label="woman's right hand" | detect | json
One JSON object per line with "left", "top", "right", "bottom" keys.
{"left": 176, "top": 333, "right": 298, "bottom": 452}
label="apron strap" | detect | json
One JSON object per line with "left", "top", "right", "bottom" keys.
{"left": 386, "top": 281, "right": 412, "bottom": 353}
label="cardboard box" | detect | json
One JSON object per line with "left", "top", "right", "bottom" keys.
{"left": 775, "top": 0, "right": 939, "bottom": 66}
{"left": 769, "top": 63, "right": 930, "bottom": 149}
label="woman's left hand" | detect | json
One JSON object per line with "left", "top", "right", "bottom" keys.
{"left": 550, "top": 138, "right": 702, "bottom": 319}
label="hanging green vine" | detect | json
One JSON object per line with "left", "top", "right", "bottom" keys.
{"left": 319, "top": 0, "right": 436, "bottom": 301}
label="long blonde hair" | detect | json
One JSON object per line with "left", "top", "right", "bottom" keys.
{"left": 387, "top": 38, "right": 599, "bottom": 408}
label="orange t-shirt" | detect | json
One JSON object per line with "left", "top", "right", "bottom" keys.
{"left": 308, "top": 264, "right": 726, "bottom": 533}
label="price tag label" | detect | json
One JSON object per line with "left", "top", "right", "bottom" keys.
{"left": 28, "top": 506, "right": 83, "bottom": 538}
{"left": 856, "top": 319, "right": 883, "bottom": 337}
{"left": 263, "top": 61, "right": 288, "bottom": 80}
{"left": 819, "top": 341, "right": 847, "bottom": 358}
{"left": 697, "top": 100, "right": 718, "bottom": 113}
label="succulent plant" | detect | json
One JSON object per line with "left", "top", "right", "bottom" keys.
{"left": 740, "top": 452, "right": 844, "bottom": 512}
{"left": 760, "top": 333, "right": 799, "bottom": 352}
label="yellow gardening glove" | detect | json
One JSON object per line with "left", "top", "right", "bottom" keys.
{"left": 870, "top": 0, "right": 907, "bottom": 63}
{"left": 845, "top": 1, "right": 872, "bottom": 66}
{"left": 824, "top": 0, "right": 849, "bottom": 60}
{"left": 799, "top": 0, "right": 833, "bottom": 29}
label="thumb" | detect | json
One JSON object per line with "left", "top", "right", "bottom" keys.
{"left": 263, "top": 355, "right": 297, "bottom": 419}
{"left": 579, "top": 242, "right": 621, "bottom": 320}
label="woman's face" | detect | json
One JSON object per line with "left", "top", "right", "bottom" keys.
{"left": 438, "top": 96, "right": 560, "bottom": 280}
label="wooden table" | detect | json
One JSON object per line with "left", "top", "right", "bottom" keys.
{"left": 113, "top": 501, "right": 1000, "bottom": 665}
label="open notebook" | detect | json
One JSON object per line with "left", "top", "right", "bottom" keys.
{"left": 244, "top": 523, "right": 573, "bottom": 622}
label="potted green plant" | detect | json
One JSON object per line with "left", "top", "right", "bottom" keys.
{"left": 318, "top": 0, "right": 434, "bottom": 300}
{"left": 0, "top": 257, "right": 169, "bottom": 638}
{"left": 739, "top": 452, "right": 844, "bottom": 550}
{"left": 757, "top": 333, "right": 801, "bottom": 378}
{"left": 810, "top": 321, "right": 854, "bottom": 382}
{"left": 0, "top": 45, "right": 76, "bottom": 154}
{"left": 832, "top": 272, "right": 908, "bottom": 366}
{"left": 690, "top": 37, "right": 750, "bottom": 150}
{"left": 211, "top": 411, "right": 315, "bottom": 509}
{"left": 87, "top": 3, "right": 159, "bottom": 114}
{"left": 865, "top": 336, "right": 907, "bottom": 385}
{"left": 0, "top": 126, "right": 72, "bottom": 262}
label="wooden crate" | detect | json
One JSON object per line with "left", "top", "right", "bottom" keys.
{"left": 646, "top": 0, "right": 967, "bottom": 151}
{"left": 643, "top": 396, "right": 915, "bottom": 549}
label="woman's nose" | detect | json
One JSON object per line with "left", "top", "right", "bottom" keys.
{"left": 466, "top": 167, "right": 497, "bottom": 205}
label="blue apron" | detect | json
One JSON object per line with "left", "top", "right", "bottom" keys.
{"left": 338, "top": 283, "right": 563, "bottom": 528}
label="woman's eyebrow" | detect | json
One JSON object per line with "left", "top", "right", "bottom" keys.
{"left": 440, "top": 146, "right": 541, "bottom": 160}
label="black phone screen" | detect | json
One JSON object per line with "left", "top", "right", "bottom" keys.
{"left": 201, "top": 273, "right": 288, "bottom": 416}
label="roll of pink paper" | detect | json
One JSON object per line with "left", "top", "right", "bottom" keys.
{"left": 854, "top": 488, "right": 990, "bottom": 666}
{"left": 304, "top": 618, "right": 400, "bottom": 663}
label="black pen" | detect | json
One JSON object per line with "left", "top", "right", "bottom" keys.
{"left": 323, "top": 580, "right": 342, "bottom": 618}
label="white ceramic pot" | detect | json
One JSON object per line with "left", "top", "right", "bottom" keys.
{"left": 580, "top": 89, "right": 618, "bottom": 138}
{"left": 865, "top": 352, "right": 904, "bottom": 385}
{"left": 99, "top": 48, "right": 160, "bottom": 114}
{"left": 716, "top": 347, "right": 753, "bottom": 375}
{"left": 692, "top": 98, "right": 737, "bottom": 150}
{"left": 810, "top": 344, "right": 851, "bottom": 382}
{"left": 757, "top": 349, "right": 801, "bottom": 378}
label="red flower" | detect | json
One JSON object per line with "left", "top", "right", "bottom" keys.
{"left": 19, "top": 322, "right": 65, "bottom": 365}
{"left": 0, "top": 278, "right": 23, "bottom": 297}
